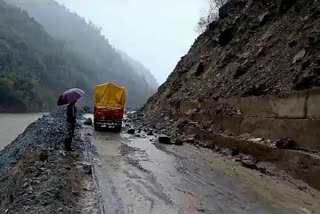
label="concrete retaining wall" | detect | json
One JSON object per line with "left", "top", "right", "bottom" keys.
{"left": 173, "top": 88, "right": 320, "bottom": 151}
{"left": 178, "top": 88, "right": 320, "bottom": 119}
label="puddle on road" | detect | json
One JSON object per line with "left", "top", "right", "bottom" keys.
{"left": 91, "top": 129, "right": 297, "bottom": 214}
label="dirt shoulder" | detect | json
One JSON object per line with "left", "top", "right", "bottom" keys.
{"left": 0, "top": 109, "right": 100, "bottom": 214}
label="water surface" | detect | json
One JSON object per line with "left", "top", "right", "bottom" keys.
{"left": 0, "top": 113, "right": 45, "bottom": 150}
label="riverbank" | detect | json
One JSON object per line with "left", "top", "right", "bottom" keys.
{"left": 0, "top": 108, "right": 100, "bottom": 213}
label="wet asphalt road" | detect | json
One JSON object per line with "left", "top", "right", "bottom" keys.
{"left": 87, "top": 127, "right": 297, "bottom": 214}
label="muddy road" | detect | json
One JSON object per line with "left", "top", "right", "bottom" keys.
{"left": 82, "top": 121, "right": 320, "bottom": 214}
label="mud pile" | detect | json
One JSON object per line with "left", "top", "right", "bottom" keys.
{"left": 0, "top": 108, "right": 99, "bottom": 213}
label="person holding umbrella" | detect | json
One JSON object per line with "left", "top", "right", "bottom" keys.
{"left": 57, "top": 88, "right": 85, "bottom": 151}
{"left": 66, "top": 100, "right": 77, "bottom": 150}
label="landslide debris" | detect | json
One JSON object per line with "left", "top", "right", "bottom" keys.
{"left": 0, "top": 109, "right": 99, "bottom": 213}
{"left": 142, "top": 0, "right": 320, "bottom": 117}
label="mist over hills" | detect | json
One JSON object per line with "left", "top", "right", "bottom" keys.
{"left": 1, "top": 0, "right": 157, "bottom": 111}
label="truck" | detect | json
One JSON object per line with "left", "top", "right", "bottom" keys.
{"left": 93, "top": 83, "right": 125, "bottom": 132}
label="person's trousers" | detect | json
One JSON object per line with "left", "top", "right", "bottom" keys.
{"left": 65, "top": 122, "right": 75, "bottom": 151}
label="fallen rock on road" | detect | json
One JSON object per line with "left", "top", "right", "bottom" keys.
{"left": 127, "top": 128, "right": 135, "bottom": 135}
{"left": 158, "top": 134, "right": 172, "bottom": 144}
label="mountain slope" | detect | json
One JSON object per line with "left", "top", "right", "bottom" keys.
{"left": 0, "top": 0, "right": 95, "bottom": 112}
{"left": 7, "top": 0, "right": 158, "bottom": 108}
{"left": 142, "top": 0, "right": 320, "bottom": 115}
{"left": 118, "top": 51, "right": 158, "bottom": 92}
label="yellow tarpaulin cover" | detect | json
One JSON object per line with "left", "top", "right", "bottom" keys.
{"left": 94, "top": 83, "right": 126, "bottom": 108}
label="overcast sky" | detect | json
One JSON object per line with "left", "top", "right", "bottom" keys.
{"left": 56, "top": 0, "right": 208, "bottom": 84}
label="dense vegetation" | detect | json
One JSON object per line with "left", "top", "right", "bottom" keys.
{"left": 0, "top": 0, "right": 157, "bottom": 112}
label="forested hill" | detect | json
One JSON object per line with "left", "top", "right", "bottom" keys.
{"left": 1, "top": 0, "right": 157, "bottom": 112}
{"left": 6, "top": 0, "right": 158, "bottom": 105}
{"left": 0, "top": 0, "right": 95, "bottom": 112}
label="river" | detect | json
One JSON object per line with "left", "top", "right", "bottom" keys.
{"left": 0, "top": 113, "right": 45, "bottom": 150}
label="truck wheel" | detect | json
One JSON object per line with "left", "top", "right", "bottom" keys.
{"left": 94, "top": 123, "right": 99, "bottom": 131}
{"left": 115, "top": 124, "right": 122, "bottom": 132}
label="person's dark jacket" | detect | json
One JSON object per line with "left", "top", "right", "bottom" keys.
{"left": 67, "top": 102, "right": 76, "bottom": 124}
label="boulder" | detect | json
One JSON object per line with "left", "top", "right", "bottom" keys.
{"left": 83, "top": 118, "right": 92, "bottom": 126}
{"left": 127, "top": 128, "right": 135, "bottom": 135}
{"left": 158, "top": 135, "right": 172, "bottom": 144}
{"left": 147, "top": 129, "right": 154, "bottom": 136}
{"left": 275, "top": 137, "right": 296, "bottom": 149}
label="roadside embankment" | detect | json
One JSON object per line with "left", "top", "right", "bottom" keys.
{"left": 0, "top": 108, "right": 100, "bottom": 213}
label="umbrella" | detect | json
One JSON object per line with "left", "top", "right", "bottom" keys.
{"left": 57, "top": 88, "right": 85, "bottom": 106}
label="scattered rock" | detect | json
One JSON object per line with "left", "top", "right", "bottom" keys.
{"left": 241, "top": 156, "right": 258, "bottom": 170}
{"left": 219, "top": 0, "right": 246, "bottom": 19}
{"left": 275, "top": 137, "right": 296, "bottom": 149}
{"left": 22, "top": 182, "right": 29, "bottom": 188}
{"left": 174, "top": 138, "right": 184, "bottom": 146}
{"left": 298, "top": 185, "right": 307, "bottom": 191}
{"left": 234, "top": 156, "right": 242, "bottom": 162}
{"left": 127, "top": 128, "right": 135, "bottom": 135}
{"left": 158, "top": 135, "right": 172, "bottom": 144}
{"left": 258, "top": 12, "right": 270, "bottom": 25}
{"left": 231, "top": 148, "right": 240, "bottom": 156}
{"left": 39, "top": 149, "right": 48, "bottom": 162}
{"left": 147, "top": 129, "right": 154, "bottom": 136}
{"left": 219, "top": 27, "right": 235, "bottom": 46}
{"left": 134, "top": 133, "right": 141, "bottom": 138}
{"left": 27, "top": 185, "right": 33, "bottom": 194}
{"left": 249, "top": 137, "right": 264, "bottom": 143}
{"left": 292, "top": 49, "right": 306, "bottom": 64}
{"left": 288, "top": 40, "right": 298, "bottom": 47}
{"left": 196, "top": 207, "right": 205, "bottom": 212}
{"left": 278, "top": 0, "right": 297, "bottom": 13}
{"left": 194, "top": 62, "right": 205, "bottom": 76}
{"left": 84, "top": 118, "right": 93, "bottom": 126}
{"left": 81, "top": 162, "right": 92, "bottom": 175}
{"left": 185, "top": 137, "right": 195, "bottom": 144}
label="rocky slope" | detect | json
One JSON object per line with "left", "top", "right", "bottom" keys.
{"left": 135, "top": 0, "right": 320, "bottom": 192}
{"left": 142, "top": 0, "right": 320, "bottom": 116}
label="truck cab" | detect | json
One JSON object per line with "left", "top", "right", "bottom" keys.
{"left": 94, "top": 83, "right": 125, "bottom": 132}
